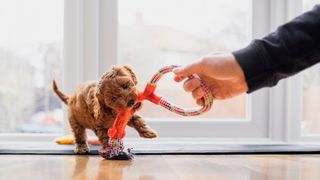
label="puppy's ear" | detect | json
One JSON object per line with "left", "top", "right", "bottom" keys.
{"left": 123, "top": 65, "right": 138, "bottom": 85}
{"left": 93, "top": 87, "right": 104, "bottom": 120}
{"left": 95, "top": 86, "right": 103, "bottom": 102}
{"left": 99, "top": 66, "right": 119, "bottom": 80}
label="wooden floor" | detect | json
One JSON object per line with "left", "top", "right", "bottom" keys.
{"left": 1, "top": 155, "right": 320, "bottom": 180}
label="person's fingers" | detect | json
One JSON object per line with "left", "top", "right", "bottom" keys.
{"left": 183, "top": 78, "right": 201, "bottom": 92}
{"left": 196, "top": 98, "right": 204, "bottom": 106}
{"left": 192, "top": 87, "right": 205, "bottom": 100}
{"left": 173, "top": 61, "right": 202, "bottom": 77}
{"left": 173, "top": 75, "right": 186, "bottom": 82}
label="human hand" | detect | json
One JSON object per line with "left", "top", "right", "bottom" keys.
{"left": 173, "top": 53, "right": 248, "bottom": 105}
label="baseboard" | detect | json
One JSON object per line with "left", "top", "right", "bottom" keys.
{"left": 1, "top": 141, "right": 320, "bottom": 155}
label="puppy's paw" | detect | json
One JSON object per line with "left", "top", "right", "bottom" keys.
{"left": 139, "top": 129, "right": 157, "bottom": 139}
{"left": 74, "top": 144, "right": 90, "bottom": 154}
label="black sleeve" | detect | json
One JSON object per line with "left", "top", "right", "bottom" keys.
{"left": 232, "top": 5, "right": 320, "bottom": 93}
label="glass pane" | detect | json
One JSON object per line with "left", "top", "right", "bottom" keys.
{"left": 0, "top": 0, "right": 64, "bottom": 133}
{"left": 118, "top": 0, "right": 251, "bottom": 119}
{"left": 303, "top": 0, "right": 320, "bottom": 10}
{"left": 301, "top": 0, "right": 320, "bottom": 134}
{"left": 302, "top": 65, "right": 320, "bottom": 134}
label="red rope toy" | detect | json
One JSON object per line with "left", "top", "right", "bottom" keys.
{"left": 99, "top": 65, "right": 213, "bottom": 160}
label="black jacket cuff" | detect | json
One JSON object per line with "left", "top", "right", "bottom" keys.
{"left": 232, "top": 41, "right": 271, "bottom": 93}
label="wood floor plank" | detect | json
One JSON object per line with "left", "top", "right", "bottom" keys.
{"left": 1, "top": 155, "right": 320, "bottom": 180}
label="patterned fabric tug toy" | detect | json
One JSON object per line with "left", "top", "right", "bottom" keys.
{"left": 99, "top": 65, "right": 214, "bottom": 160}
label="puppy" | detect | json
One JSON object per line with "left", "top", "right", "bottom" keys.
{"left": 52, "top": 65, "right": 157, "bottom": 154}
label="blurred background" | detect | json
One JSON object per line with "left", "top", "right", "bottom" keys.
{"left": 0, "top": 0, "right": 63, "bottom": 133}
{"left": 0, "top": 0, "right": 318, "bottom": 134}
{"left": 118, "top": 0, "right": 251, "bottom": 120}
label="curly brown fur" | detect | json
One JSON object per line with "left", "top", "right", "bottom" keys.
{"left": 52, "top": 65, "right": 157, "bottom": 154}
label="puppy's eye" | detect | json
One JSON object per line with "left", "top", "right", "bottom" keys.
{"left": 111, "top": 97, "right": 116, "bottom": 102}
{"left": 121, "top": 83, "right": 129, "bottom": 89}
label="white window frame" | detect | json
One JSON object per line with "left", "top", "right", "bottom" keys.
{"left": 265, "top": 0, "right": 320, "bottom": 143}
{"left": 285, "top": 0, "right": 320, "bottom": 142}
{"left": 1, "top": 0, "right": 318, "bottom": 143}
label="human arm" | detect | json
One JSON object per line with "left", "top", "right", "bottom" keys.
{"left": 233, "top": 5, "right": 320, "bottom": 92}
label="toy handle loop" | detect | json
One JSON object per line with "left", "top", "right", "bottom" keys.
{"left": 139, "top": 65, "right": 213, "bottom": 116}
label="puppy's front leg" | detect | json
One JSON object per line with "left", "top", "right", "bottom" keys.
{"left": 127, "top": 114, "right": 157, "bottom": 138}
{"left": 94, "top": 126, "right": 110, "bottom": 147}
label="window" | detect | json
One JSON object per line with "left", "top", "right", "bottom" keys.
{"left": 1, "top": 0, "right": 319, "bottom": 142}
{"left": 301, "top": 0, "right": 320, "bottom": 135}
{"left": 118, "top": 0, "right": 251, "bottom": 120}
{"left": 1, "top": 0, "right": 268, "bottom": 139}
{"left": 0, "top": 0, "right": 64, "bottom": 133}
{"left": 105, "top": 0, "right": 269, "bottom": 138}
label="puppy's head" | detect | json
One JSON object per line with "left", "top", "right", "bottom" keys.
{"left": 97, "top": 65, "right": 142, "bottom": 110}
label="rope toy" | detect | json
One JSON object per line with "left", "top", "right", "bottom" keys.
{"left": 99, "top": 65, "right": 213, "bottom": 160}
{"left": 139, "top": 65, "right": 213, "bottom": 115}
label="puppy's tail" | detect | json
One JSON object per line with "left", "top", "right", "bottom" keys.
{"left": 52, "top": 80, "right": 69, "bottom": 105}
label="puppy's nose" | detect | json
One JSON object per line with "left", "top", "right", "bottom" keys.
{"left": 127, "top": 100, "right": 135, "bottom": 107}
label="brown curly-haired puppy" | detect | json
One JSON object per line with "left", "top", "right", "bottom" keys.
{"left": 52, "top": 65, "right": 157, "bottom": 154}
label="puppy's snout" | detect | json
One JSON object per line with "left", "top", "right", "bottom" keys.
{"left": 127, "top": 99, "right": 135, "bottom": 107}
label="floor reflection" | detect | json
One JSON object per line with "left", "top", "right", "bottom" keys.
{"left": 71, "top": 156, "right": 90, "bottom": 179}
{"left": 95, "top": 159, "right": 132, "bottom": 180}
{"left": 1, "top": 155, "right": 320, "bottom": 180}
